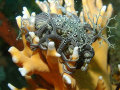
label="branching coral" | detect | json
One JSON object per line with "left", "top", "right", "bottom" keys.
{"left": 8, "top": 0, "right": 117, "bottom": 90}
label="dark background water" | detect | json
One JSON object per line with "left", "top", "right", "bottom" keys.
{"left": 0, "top": 0, "right": 120, "bottom": 90}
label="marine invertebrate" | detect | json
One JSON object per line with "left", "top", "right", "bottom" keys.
{"left": 8, "top": 0, "right": 116, "bottom": 90}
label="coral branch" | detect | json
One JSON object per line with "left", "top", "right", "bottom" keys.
{"left": 7, "top": 0, "right": 116, "bottom": 90}
{"left": 95, "top": 76, "right": 106, "bottom": 90}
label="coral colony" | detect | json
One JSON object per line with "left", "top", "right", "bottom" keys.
{"left": 7, "top": 0, "right": 117, "bottom": 90}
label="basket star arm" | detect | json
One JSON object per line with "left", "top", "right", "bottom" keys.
{"left": 8, "top": 41, "right": 79, "bottom": 90}
{"left": 82, "top": 0, "right": 113, "bottom": 36}
{"left": 8, "top": 0, "right": 116, "bottom": 90}
{"left": 74, "top": 0, "right": 115, "bottom": 90}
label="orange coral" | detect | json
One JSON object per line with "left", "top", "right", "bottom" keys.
{"left": 8, "top": 0, "right": 116, "bottom": 90}
{"left": 74, "top": 0, "right": 114, "bottom": 89}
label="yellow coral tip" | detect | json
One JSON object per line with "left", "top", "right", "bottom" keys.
{"left": 15, "top": 16, "right": 21, "bottom": 20}
{"left": 56, "top": 53, "right": 61, "bottom": 57}
{"left": 99, "top": 76, "right": 102, "bottom": 80}
{"left": 118, "top": 64, "right": 120, "bottom": 71}
{"left": 23, "top": 14, "right": 28, "bottom": 18}
{"left": 31, "top": 12, "right": 36, "bottom": 16}
{"left": 23, "top": 6, "right": 27, "bottom": 11}
{"left": 48, "top": 0, "right": 54, "bottom": 2}
{"left": 48, "top": 41, "right": 55, "bottom": 50}
{"left": 8, "top": 83, "right": 15, "bottom": 90}
{"left": 35, "top": 0, "right": 39, "bottom": 3}
{"left": 101, "top": 5, "right": 107, "bottom": 11}
{"left": 34, "top": 37, "right": 40, "bottom": 42}
{"left": 63, "top": 75, "right": 71, "bottom": 84}
{"left": 73, "top": 47, "right": 79, "bottom": 57}
{"left": 109, "top": 3, "right": 113, "bottom": 8}
{"left": 8, "top": 46, "right": 15, "bottom": 52}
{"left": 12, "top": 56, "right": 18, "bottom": 63}
{"left": 29, "top": 32, "right": 35, "bottom": 39}
{"left": 18, "top": 68, "right": 27, "bottom": 76}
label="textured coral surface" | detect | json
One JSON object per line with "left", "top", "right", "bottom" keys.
{"left": 6, "top": 0, "right": 118, "bottom": 90}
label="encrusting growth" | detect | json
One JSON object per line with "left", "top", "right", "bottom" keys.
{"left": 8, "top": 0, "right": 117, "bottom": 90}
